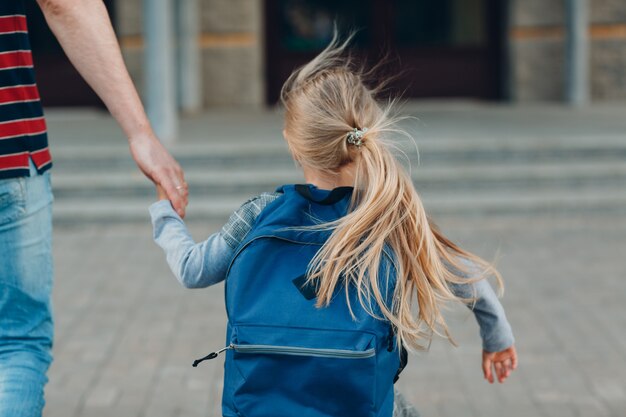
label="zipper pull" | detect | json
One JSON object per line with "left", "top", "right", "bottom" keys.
{"left": 192, "top": 344, "right": 234, "bottom": 367}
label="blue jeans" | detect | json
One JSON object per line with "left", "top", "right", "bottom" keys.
{"left": 0, "top": 161, "right": 53, "bottom": 417}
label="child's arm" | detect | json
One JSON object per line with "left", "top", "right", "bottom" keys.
{"left": 150, "top": 186, "right": 281, "bottom": 288}
{"left": 463, "top": 277, "right": 517, "bottom": 383}
{"left": 482, "top": 344, "right": 517, "bottom": 384}
{"left": 450, "top": 276, "right": 515, "bottom": 354}
{"left": 447, "top": 261, "right": 517, "bottom": 383}
{"left": 150, "top": 198, "right": 233, "bottom": 288}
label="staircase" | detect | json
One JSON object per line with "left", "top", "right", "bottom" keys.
{"left": 47, "top": 104, "right": 626, "bottom": 225}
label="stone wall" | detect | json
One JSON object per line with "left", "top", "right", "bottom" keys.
{"left": 589, "top": 0, "right": 626, "bottom": 99}
{"left": 115, "top": 0, "right": 264, "bottom": 108}
{"left": 200, "top": 0, "right": 264, "bottom": 107}
{"left": 509, "top": 0, "right": 626, "bottom": 102}
{"left": 114, "top": 0, "right": 626, "bottom": 106}
{"left": 115, "top": 0, "right": 144, "bottom": 99}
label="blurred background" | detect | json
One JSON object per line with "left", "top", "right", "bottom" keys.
{"left": 22, "top": 1, "right": 626, "bottom": 417}
{"left": 24, "top": 0, "right": 626, "bottom": 108}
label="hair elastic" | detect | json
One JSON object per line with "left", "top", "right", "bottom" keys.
{"left": 347, "top": 127, "right": 368, "bottom": 148}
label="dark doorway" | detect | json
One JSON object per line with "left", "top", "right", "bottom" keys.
{"left": 264, "top": 0, "right": 506, "bottom": 104}
{"left": 23, "top": 1, "right": 116, "bottom": 107}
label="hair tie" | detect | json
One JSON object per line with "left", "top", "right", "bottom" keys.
{"left": 347, "top": 127, "right": 368, "bottom": 148}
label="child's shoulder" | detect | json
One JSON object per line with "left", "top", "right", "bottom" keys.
{"left": 239, "top": 191, "right": 283, "bottom": 212}
{"left": 220, "top": 191, "right": 282, "bottom": 249}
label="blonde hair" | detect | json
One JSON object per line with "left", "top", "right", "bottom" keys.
{"left": 280, "top": 34, "right": 503, "bottom": 352}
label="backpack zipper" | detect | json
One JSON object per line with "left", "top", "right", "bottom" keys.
{"left": 192, "top": 344, "right": 234, "bottom": 367}
{"left": 192, "top": 343, "right": 375, "bottom": 367}
{"left": 232, "top": 344, "right": 376, "bottom": 359}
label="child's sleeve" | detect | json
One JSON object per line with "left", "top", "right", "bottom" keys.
{"left": 149, "top": 192, "right": 281, "bottom": 289}
{"left": 447, "top": 260, "right": 515, "bottom": 353}
{"left": 218, "top": 192, "right": 281, "bottom": 249}
{"left": 150, "top": 200, "right": 234, "bottom": 288}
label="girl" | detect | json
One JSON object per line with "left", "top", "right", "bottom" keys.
{"left": 151, "top": 35, "right": 517, "bottom": 417}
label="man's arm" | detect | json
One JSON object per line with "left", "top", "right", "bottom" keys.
{"left": 37, "top": 0, "right": 188, "bottom": 216}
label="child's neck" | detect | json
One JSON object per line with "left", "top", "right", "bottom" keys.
{"left": 302, "top": 163, "right": 355, "bottom": 191}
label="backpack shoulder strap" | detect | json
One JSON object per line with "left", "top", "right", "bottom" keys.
{"left": 294, "top": 184, "right": 353, "bottom": 205}
{"left": 394, "top": 346, "right": 409, "bottom": 383}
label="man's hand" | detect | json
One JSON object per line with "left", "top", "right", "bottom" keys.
{"left": 129, "top": 133, "right": 188, "bottom": 216}
{"left": 482, "top": 345, "right": 518, "bottom": 384}
{"left": 37, "top": 0, "right": 189, "bottom": 216}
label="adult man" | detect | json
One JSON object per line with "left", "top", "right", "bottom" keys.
{"left": 0, "top": 1, "right": 188, "bottom": 415}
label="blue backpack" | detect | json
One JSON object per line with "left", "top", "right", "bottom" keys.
{"left": 195, "top": 184, "right": 405, "bottom": 417}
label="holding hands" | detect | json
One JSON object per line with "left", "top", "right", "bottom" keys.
{"left": 129, "top": 133, "right": 189, "bottom": 215}
{"left": 156, "top": 183, "right": 171, "bottom": 201}
{"left": 482, "top": 345, "right": 518, "bottom": 384}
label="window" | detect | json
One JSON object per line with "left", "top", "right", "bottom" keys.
{"left": 280, "top": 0, "right": 372, "bottom": 52}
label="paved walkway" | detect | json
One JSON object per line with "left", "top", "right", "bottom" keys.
{"left": 44, "top": 214, "right": 626, "bottom": 417}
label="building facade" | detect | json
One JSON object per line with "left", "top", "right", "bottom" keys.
{"left": 26, "top": 0, "right": 626, "bottom": 108}
{"left": 510, "top": 0, "right": 626, "bottom": 101}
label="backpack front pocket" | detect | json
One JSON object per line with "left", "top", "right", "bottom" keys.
{"left": 226, "top": 325, "right": 377, "bottom": 417}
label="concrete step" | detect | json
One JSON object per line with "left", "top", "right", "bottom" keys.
{"left": 47, "top": 121, "right": 626, "bottom": 223}
{"left": 52, "top": 185, "right": 626, "bottom": 225}
{"left": 50, "top": 134, "right": 626, "bottom": 170}
{"left": 49, "top": 160, "right": 626, "bottom": 198}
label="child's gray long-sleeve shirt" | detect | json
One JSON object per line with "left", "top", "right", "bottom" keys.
{"left": 150, "top": 192, "right": 514, "bottom": 353}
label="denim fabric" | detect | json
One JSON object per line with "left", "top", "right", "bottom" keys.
{"left": 0, "top": 160, "right": 54, "bottom": 417}
{"left": 149, "top": 192, "right": 280, "bottom": 288}
{"left": 394, "top": 391, "right": 421, "bottom": 417}
{"left": 447, "top": 258, "right": 515, "bottom": 352}
{"left": 150, "top": 200, "right": 231, "bottom": 289}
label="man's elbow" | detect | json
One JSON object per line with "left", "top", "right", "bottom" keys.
{"left": 37, "top": 0, "right": 74, "bottom": 17}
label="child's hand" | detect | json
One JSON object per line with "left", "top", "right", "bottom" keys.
{"left": 482, "top": 345, "right": 517, "bottom": 384}
{"left": 156, "top": 184, "right": 169, "bottom": 201}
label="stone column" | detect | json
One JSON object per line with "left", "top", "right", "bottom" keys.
{"left": 144, "top": 0, "right": 178, "bottom": 142}
{"left": 176, "top": 0, "right": 202, "bottom": 114}
{"left": 564, "top": 0, "right": 589, "bottom": 105}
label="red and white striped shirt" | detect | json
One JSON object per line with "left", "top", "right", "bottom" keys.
{"left": 0, "top": 2, "right": 51, "bottom": 179}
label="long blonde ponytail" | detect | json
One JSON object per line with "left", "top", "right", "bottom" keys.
{"left": 281, "top": 33, "right": 502, "bottom": 352}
